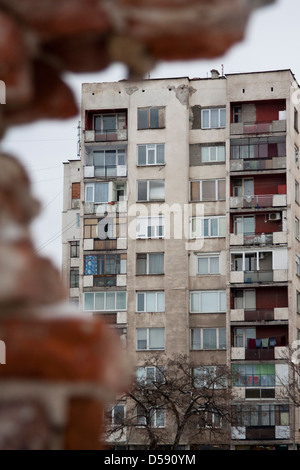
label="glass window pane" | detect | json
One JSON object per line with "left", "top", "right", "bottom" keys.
{"left": 103, "top": 115, "right": 116, "bottom": 131}
{"left": 218, "top": 146, "right": 225, "bottom": 161}
{"left": 149, "top": 253, "right": 164, "bottom": 274}
{"left": 203, "top": 329, "right": 217, "bottom": 349}
{"left": 149, "top": 180, "right": 164, "bottom": 200}
{"left": 157, "top": 292, "right": 165, "bottom": 312}
{"left": 202, "top": 181, "right": 216, "bottom": 201}
{"left": 137, "top": 329, "right": 147, "bottom": 349}
{"left": 220, "top": 291, "right": 226, "bottom": 311}
{"left": 146, "top": 292, "right": 156, "bottom": 312}
{"left": 136, "top": 254, "right": 147, "bottom": 274}
{"left": 137, "top": 181, "right": 148, "bottom": 201}
{"left": 198, "top": 257, "right": 208, "bottom": 274}
{"left": 106, "top": 292, "right": 115, "bottom": 310}
{"left": 94, "top": 183, "right": 108, "bottom": 203}
{"left": 202, "top": 147, "right": 209, "bottom": 162}
{"left": 84, "top": 293, "right": 94, "bottom": 310}
{"left": 150, "top": 108, "right": 159, "bottom": 128}
{"left": 191, "top": 293, "right": 199, "bottom": 312}
{"left": 86, "top": 186, "right": 93, "bottom": 202}
{"left": 220, "top": 108, "right": 226, "bottom": 127}
{"left": 210, "top": 109, "right": 219, "bottom": 128}
{"left": 244, "top": 217, "right": 255, "bottom": 234}
{"left": 210, "top": 257, "right": 219, "bottom": 274}
{"left": 219, "top": 217, "right": 226, "bottom": 237}
{"left": 149, "top": 328, "right": 164, "bottom": 349}
{"left": 210, "top": 147, "right": 217, "bottom": 161}
{"left": 138, "top": 109, "right": 148, "bottom": 129}
{"left": 202, "top": 110, "right": 210, "bottom": 128}
{"left": 95, "top": 292, "right": 104, "bottom": 310}
{"left": 201, "top": 292, "right": 218, "bottom": 312}
{"left": 138, "top": 145, "right": 146, "bottom": 165}
{"left": 210, "top": 218, "right": 218, "bottom": 236}
{"left": 218, "top": 180, "right": 226, "bottom": 200}
{"left": 219, "top": 328, "right": 226, "bottom": 349}
{"left": 116, "top": 292, "right": 126, "bottom": 310}
{"left": 157, "top": 144, "right": 165, "bottom": 164}
{"left": 137, "top": 293, "right": 144, "bottom": 312}
{"left": 148, "top": 149, "right": 155, "bottom": 165}
{"left": 191, "top": 329, "right": 201, "bottom": 349}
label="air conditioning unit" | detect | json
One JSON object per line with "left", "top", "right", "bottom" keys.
{"left": 268, "top": 212, "right": 281, "bottom": 221}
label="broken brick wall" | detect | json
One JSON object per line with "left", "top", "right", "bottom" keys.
{"left": 0, "top": 0, "right": 274, "bottom": 450}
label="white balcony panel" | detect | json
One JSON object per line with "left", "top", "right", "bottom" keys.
{"left": 273, "top": 194, "right": 286, "bottom": 207}
{"left": 230, "top": 271, "right": 244, "bottom": 283}
{"left": 275, "top": 426, "right": 290, "bottom": 440}
{"left": 230, "top": 309, "right": 245, "bottom": 321}
{"left": 117, "top": 311, "right": 127, "bottom": 324}
{"left": 117, "top": 274, "right": 127, "bottom": 287}
{"left": 274, "top": 346, "right": 288, "bottom": 360}
{"left": 230, "top": 234, "right": 243, "bottom": 246}
{"left": 83, "top": 239, "right": 94, "bottom": 251}
{"left": 84, "top": 166, "right": 94, "bottom": 178}
{"left": 274, "top": 307, "right": 289, "bottom": 321}
{"left": 231, "top": 427, "right": 246, "bottom": 440}
{"left": 231, "top": 347, "right": 245, "bottom": 360}
{"left": 83, "top": 275, "right": 93, "bottom": 287}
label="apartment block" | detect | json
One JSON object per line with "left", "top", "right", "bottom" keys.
{"left": 62, "top": 69, "right": 300, "bottom": 450}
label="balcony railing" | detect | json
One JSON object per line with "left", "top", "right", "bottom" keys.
{"left": 244, "top": 233, "right": 273, "bottom": 245}
{"left": 244, "top": 270, "right": 273, "bottom": 283}
{"left": 84, "top": 128, "right": 128, "bottom": 142}
{"left": 230, "top": 194, "right": 287, "bottom": 209}
{"left": 230, "top": 119, "right": 286, "bottom": 136}
{"left": 230, "top": 157, "right": 286, "bottom": 172}
{"left": 244, "top": 308, "right": 275, "bottom": 321}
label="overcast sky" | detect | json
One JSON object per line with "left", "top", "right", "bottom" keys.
{"left": 1, "top": 0, "right": 299, "bottom": 269}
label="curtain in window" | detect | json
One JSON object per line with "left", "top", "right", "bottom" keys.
{"left": 148, "top": 254, "right": 164, "bottom": 274}
{"left": 149, "top": 180, "right": 164, "bottom": 200}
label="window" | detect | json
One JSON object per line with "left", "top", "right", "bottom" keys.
{"left": 232, "top": 364, "right": 275, "bottom": 387}
{"left": 138, "top": 107, "right": 165, "bottom": 130}
{"left": 191, "top": 328, "right": 226, "bottom": 350}
{"left": 191, "top": 216, "right": 226, "bottom": 238}
{"left": 296, "top": 217, "right": 300, "bottom": 240}
{"left": 295, "top": 145, "right": 299, "bottom": 168}
{"left": 70, "top": 268, "right": 79, "bottom": 288}
{"left": 136, "top": 292, "right": 165, "bottom": 313}
{"left": 233, "top": 327, "right": 256, "bottom": 347}
{"left": 202, "top": 145, "right": 225, "bottom": 162}
{"left": 137, "top": 366, "right": 165, "bottom": 385}
{"left": 76, "top": 213, "right": 80, "bottom": 228}
{"left": 84, "top": 254, "right": 126, "bottom": 286}
{"left": 296, "top": 180, "right": 299, "bottom": 204}
{"left": 136, "top": 253, "right": 164, "bottom": 275}
{"left": 137, "top": 180, "right": 165, "bottom": 201}
{"left": 136, "top": 328, "right": 165, "bottom": 350}
{"left": 201, "top": 108, "right": 226, "bottom": 129}
{"left": 70, "top": 241, "right": 79, "bottom": 258}
{"left": 93, "top": 149, "right": 126, "bottom": 177}
{"left": 233, "top": 216, "right": 255, "bottom": 235}
{"left": 136, "top": 216, "right": 165, "bottom": 239}
{"left": 85, "top": 182, "right": 109, "bottom": 203}
{"left": 198, "top": 409, "right": 222, "bottom": 429}
{"left": 71, "top": 182, "right": 80, "bottom": 200}
{"left": 197, "top": 254, "right": 220, "bottom": 275}
{"left": 296, "top": 255, "right": 300, "bottom": 277}
{"left": 137, "top": 144, "right": 165, "bottom": 165}
{"left": 233, "top": 105, "right": 242, "bottom": 123}
{"left": 193, "top": 366, "right": 227, "bottom": 389}
{"left": 294, "top": 107, "right": 299, "bottom": 132}
{"left": 190, "top": 290, "right": 226, "bottom": 313}
{"left": 94, "top": 112, "right": 126, "bottom": 134}
{"left": 109, "top": 404, "right": 125, "bottom": 426}
{"left": 84, "top": 291, "right": 126, "bottom": 311}
{"left": 190, "top": 179, "right": 225, "bottom": 202}
{"left": 234, "top": 290, "right": 256, "bottom": 310}
{"left": 297, "top": 291, "right": 300, "bottom": 314}
{"left": 234, "top": 404, "right": 289, "bottom": 427}
{"left": 136, "top": 406, "right": 165, "bottom": 427}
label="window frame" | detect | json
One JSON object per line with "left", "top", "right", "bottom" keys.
{"left": 85, "top": 182, "right": 109, "bottom": 203}
{"left": 70, "top": 240, "right": 80, "bottom": 258}
{"left": 138, "top": 107, "right": 165, "bottom": 130}
{"left": 136, "top": 216, "right": 165, "bottom": 239}
{"left": 137, "top": 179, "right": 165, "bottom": 202}
{"left": 190, "top": 327, "right": 226, "bottom": 350}
{"left": 190, "top": 179, "right": 226, "bottom": 202}
{"left": 190, "top": 216, "right": 226, "bottom": 239}
{"left": 136, "top": 291, "right": 165, "bottom": 313}
{"left": 136, "top": 327, "right": 165, "bottom": 351}
{"left": 83, "top": 291, "right": 127, "bottom": 311}
{"left": 137, "top": 143, "right": 165, "bottom": 166}
{"left": 197, "top": 253, "right": 220, "bottom": 275}
{"left": 136, "top": 253, "right": 164, "bottom": 275}
{"left": 190, "top": 290, "right": 226, "bottom": 314}
{"left": 201, "top": 107, "right": 226, "bottom": 129}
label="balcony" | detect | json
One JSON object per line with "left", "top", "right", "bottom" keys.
{"left": 230, "top": 194, "right": 286, "bottom": 210}
{"left": 232, "top": 426, "right": 290, "bottom": 441}
{"left": 230, "top": 119, "right": 286, "bottom": 136}
{"left": 230, "top": 231, "right": 287, "bottom": 246}
{"left": 230, "top": 157, "right": 286, "bottom": 172}
{"left": 84, "top": 128, "right": 128, "bottom": 143}
{"left": 230, "top": 308, "right": 289, "bottom": 322}
{"left": 84, "top": 165, "right": 127, "bottom": 178}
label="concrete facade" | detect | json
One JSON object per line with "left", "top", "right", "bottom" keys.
{"left": 62, "top": 69, "right": 300, "bottom": 450}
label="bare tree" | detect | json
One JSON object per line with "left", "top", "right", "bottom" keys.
{"left": 105, "top": 354, "right": 236, "bottom": 450}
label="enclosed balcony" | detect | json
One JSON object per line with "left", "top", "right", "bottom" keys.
{"left": 230, "top": 285, "right": 289, "bottom": 322}
{"left": 230, "top": 99, "right": 286, "bottom": 136}
{"left": 84, "top": 110, "right": 127, "bottom": 142}
{"left": 230, "top": 249, "right": 288, "bottom": 285}
{"left": 230, "top": 175, "right": 286, "bottom": 210}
